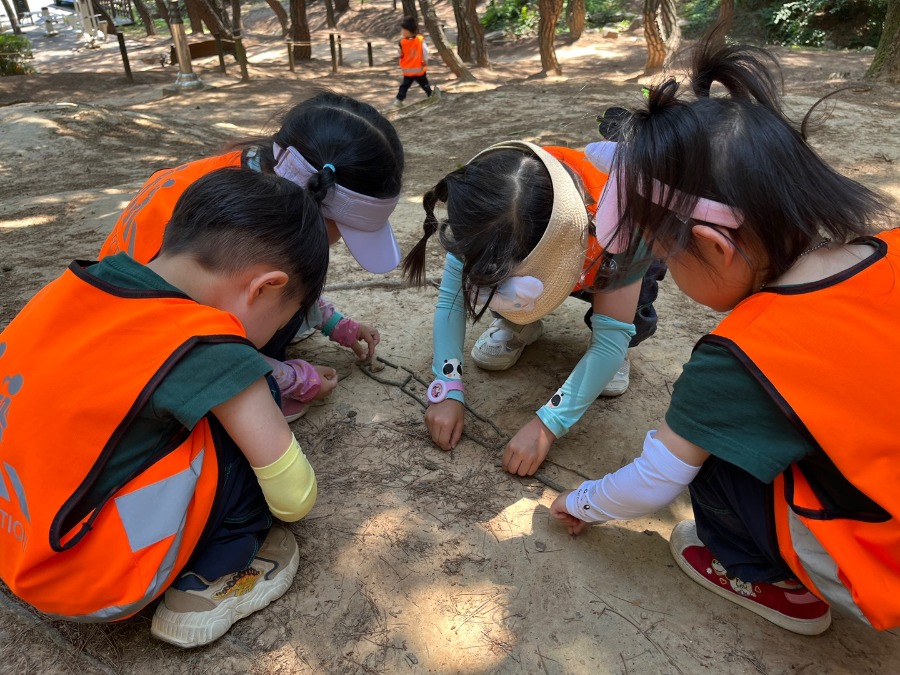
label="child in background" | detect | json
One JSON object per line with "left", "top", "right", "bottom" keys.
{"left": 403, "top": 140, "right": 665, "bottom": 476}
{"left": 100, "top": 92, "right": 405, "bottom": 421}
{"left": 551, "top": 36, "right": 899, "bottom": 635}
{"left": 392, "top": 16, "right": 438, "bottom": 108}
{"left": 0, "top": 169, "right": 327, "bottom": 647}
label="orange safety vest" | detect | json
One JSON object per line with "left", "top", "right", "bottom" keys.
{"left": 399, "top": 35, "right": 426, "bottom": 76}
{"left": 99, "top": 151, "right": 243, "bottom": 264}
{"left": 702, "top": 228, "right": 900, "bottom": 629}
{"left": 0, "top": 262, "right": 251, "bottom": 621}
{"left": 544, "top": 146, "right": 609, "bottom": 292}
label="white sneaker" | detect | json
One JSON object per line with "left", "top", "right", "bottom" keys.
{"left": 599, "top": 356, "right": 630, "bottom": 397}
{"left": 392, "top": 99, "right": 403, "bottom": 108}
{"left": 470, "top": 317, "right": 543, "bottom": 371}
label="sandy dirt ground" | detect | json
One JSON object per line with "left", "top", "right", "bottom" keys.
{"left": 1, "top": 2, "right": 900, "bottom": 673}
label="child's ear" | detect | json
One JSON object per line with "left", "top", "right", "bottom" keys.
{"left": 247, "top": 270, "right": 289, "bottom": 304}
{"left": 691, "top": 223, "right": 738, "bottom": 267}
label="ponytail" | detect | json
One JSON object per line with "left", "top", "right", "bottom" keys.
{"left": 306, "top": 163, "right": 338, "bottom": 204}
{"left": 402, "top": 179, "right": 448, "bottom": 286}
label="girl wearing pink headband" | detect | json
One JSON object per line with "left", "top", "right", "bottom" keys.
{"left": 556, "top": 33, "right": 898, "bottom": 636}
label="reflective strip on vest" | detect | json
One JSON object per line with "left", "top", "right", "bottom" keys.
{"left": 116, "top": 450, "right": 204, "bottom": 553}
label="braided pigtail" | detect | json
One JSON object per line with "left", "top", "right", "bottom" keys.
{"left": 306, "top": 163, "right": 338, "bottom": 204}
{"left": 402, "top": 179, "right": 448, "bottom": 286}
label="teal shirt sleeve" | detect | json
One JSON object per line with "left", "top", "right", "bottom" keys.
{"left": 665, "top": 342, "right": 815, "bottom": 483}
{"left": 536, "top": 314, "right": 635, "bottom": 438}
{"left": 431, "top": 253, "right": 467, "bottom": 403}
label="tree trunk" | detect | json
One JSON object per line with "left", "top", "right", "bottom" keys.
{"left": 537, "top": 0, "right": 564, "bottom": 75}
{"left": 566, "top": 0, "right": 585, "bottom": 40}
{"left": 262, "top": 0, "right": 289, "bottom": 37}
{"left": 867, "top": 0, "right": 900, "bottom": 82}
{"left": 200, "top": 0, "right": 232, "bottom": 36}
{"left": 642, "top": 0, "right": 665, "bottom": 73}
{"left": 95, "top": 4, "right": 118, "bottom": 34}
{"left": 335, "top": 0, "right": 349, "bottom": 12}
{"left": 185, "top": 0, "right": 205, "bottom": 34}
{"left": 132, "top": 0, "right": 156, "bottom": 36}
{"left": 401, "top": 0, "right": 417, "bottom": 26}
{"left": 659, "top": 0, "right": 680, "bottom": 68}
{"left": 323, "top": 0, "right": 336, "bottom": 28}
{"left": 289, "top": 0, "right": 312, "bottom": 60}
{"left": 1, "top": 0, "right": 22, "bottom": 34}
{"left": 465, "top": 0, "right": 489, "bottom": 67}
{"left": 451, "top": 0, "right": 471, "bottom": 62}
{"left": 418, "top": 0, "right": 476, "bottom": 81}
{"left": 154, "top": 0, "right": 170, "bottom": 24}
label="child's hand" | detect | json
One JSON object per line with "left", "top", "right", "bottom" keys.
{"left": 502, "top": 416, "right": 556, "bottom": 476}
{"left": 312, "top": 365, "right": 338, "bottom": 400}
{"left": 425, "top": 399, "right": 464, "bottom": 450}
{"left": 550, "top": 491, "right": 587, "bottom": 535}
{"left": 351, "top": 324, "right": 380, "bottom": 362}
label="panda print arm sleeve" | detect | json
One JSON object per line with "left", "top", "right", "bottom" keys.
{"left": 432, "top": 253, "right": 468, "bottom": 403}
{"left": 536, "top": 314, "right": 635, "bottom": 439}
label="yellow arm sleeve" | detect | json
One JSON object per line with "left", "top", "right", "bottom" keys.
{"left": 251, "top": 436, "right": 317, "bottom": 522}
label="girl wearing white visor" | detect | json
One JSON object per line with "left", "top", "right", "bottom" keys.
{"left": 100, "top": 92, "right": 404, "bottom": 422}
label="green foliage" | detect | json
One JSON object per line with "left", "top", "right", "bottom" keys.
{"left": 0, "top": 34, "right": 34, "bottom": 76}
{"left": 481, "top": 0, "right": 637, "bottom": 35}
{"left": 481, "top": 0, "right": 539, "bottom": 36}
{"left": 680, "top": 0, "right": 723, "bottom": 37}
{"left": 764, "top": 0, "right": 886, "bottom": 48}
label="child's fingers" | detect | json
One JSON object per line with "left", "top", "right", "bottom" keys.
{"left": 450, "top": 422, "right": 463, "bottom": 450}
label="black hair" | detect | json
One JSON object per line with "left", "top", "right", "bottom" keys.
{"left": 224, "top": 91, "right": 404, "bottom": 207}
{"left": 161, "top": 167, "right": 328, "bottom": 317}
{"left": 403, "top": 148, "right": 588, "bottom": 322}
{"left": 401, "top": 17, "right": 417, "bottom": 33}
{"left": 611, "top": 30, "right": 893, "bottom": 287}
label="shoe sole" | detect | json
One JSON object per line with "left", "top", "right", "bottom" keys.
{"left": 470, "top": 324, "right": 543, "bottom": 371}
{"left": 150, "top": 541, "right": 300, "bottom": 648}
{"left": 669, "top": 521, "right": 831, "bottom": 636}
{"left": 599, "top": 381, "right": 628, "bottom": 397}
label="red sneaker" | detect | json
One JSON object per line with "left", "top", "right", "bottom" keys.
{"left": 669, "top": 520, "right": 831, "bottom": 635}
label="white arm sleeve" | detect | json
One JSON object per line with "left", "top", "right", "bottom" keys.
{"left": 565, "top": 431, "right": 701, "bottom": 523}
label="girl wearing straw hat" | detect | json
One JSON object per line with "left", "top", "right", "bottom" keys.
{"left": 402, "top": 140, "right": 664, "bottom": 476}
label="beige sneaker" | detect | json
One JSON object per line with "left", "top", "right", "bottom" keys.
{"left": 470, "top": 317, "right": 543, "bottom": 371}
{"left": 599, "top": 356, "right": 630, "bottom": 397}
{"left": 151, "top": 525, "right": 299, "bottom": 648}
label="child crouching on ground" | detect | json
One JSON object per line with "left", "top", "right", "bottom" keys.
{"left": 0, "top": 168, "right": 327, "bottom": 648}
{"left": 551, "top": 35, "right": 899, "bottom": 635}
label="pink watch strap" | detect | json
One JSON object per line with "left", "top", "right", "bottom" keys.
{"left": 427, "top": 379, "right": 464, "bottom": 404}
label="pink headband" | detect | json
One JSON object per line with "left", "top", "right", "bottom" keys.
{"left": 585, "top": 141, "right": 744, "bottom": 253}
{"left": 273, "top": 142, "right": 402, "bottom": 274}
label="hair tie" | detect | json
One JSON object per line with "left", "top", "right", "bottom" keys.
{"left": 322, "top": 163, "right": 336, "bottom": 173}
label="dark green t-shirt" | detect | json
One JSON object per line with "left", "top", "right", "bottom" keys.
{"left": 83, "top": 253, "right": 271, "bottom": 503}
{"left": 665, "top": 342, "right": 816, "bottom": 483}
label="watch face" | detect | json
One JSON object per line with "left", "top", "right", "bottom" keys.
{"left": 428, "top": 381, "right": 445, "bottom": 403}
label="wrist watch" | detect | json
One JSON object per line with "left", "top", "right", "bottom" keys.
{"left": 427, "top": 379, "right": 464, "bottom": 404}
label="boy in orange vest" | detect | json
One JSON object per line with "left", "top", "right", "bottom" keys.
{"left": 0, "top": 168, "right": 326, "bottom": 648}
{"left": 393, "top": 17, "right": 438, "bottom": 108}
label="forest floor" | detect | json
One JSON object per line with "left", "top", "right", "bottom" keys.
{"left": 1, "top": 2, "right": 899, "bottom": 673}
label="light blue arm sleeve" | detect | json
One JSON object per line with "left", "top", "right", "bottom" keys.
{"left": 536, "top": 314, "right": 635, "bottom": 439}
{"left": 432, "top": 253, "right": 467, "bottom": 403}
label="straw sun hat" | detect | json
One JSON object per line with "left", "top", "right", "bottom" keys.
{"left": 467, "top": 141, "right": 589, "bottom": 325}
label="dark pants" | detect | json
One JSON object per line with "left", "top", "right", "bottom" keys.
{"left": 172, "top": 377, "right": 280, "bottom": 590}
{"left": 577, "top": 259, "right": 668, "bottom": 348}
{"left": 689, "top": 456, "right": 795, "bottom": 584}
{"left": 396, "top": 74, "right": 432, "bottom": 101}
